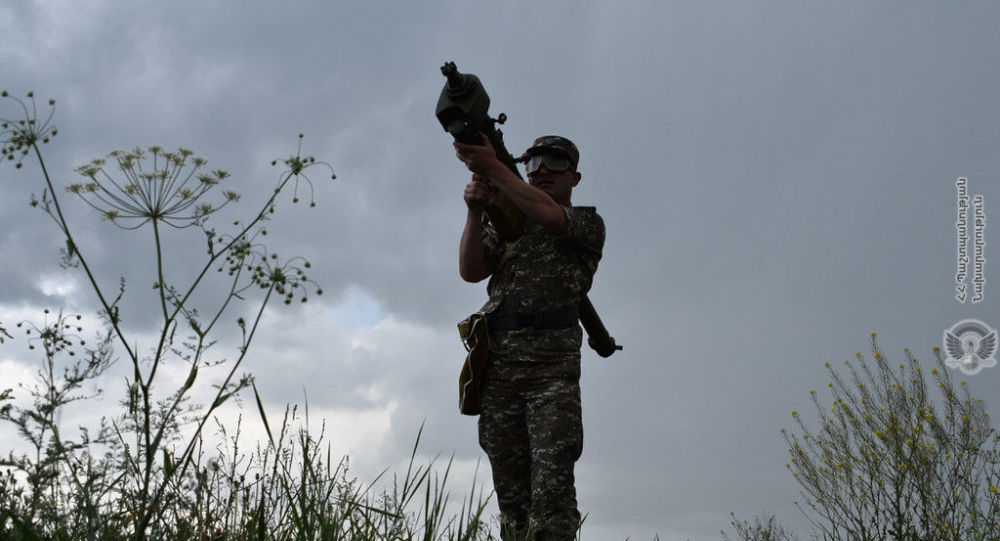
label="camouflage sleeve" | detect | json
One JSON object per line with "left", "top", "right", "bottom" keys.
{"left": 481, "top": 218, "right": 503, "bottom": 276}
{"left": 560, "top": 206, "right": 605, "bottom": 256}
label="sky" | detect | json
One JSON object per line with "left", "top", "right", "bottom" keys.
{"left": 2, "top": 1, "right": 1000, "bottom": 539}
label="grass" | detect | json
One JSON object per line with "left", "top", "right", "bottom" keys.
{"left": 1, "top": 394, "right": 496, "bottom": 540}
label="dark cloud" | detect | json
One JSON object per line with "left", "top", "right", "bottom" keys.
{"left": 3, "top": 1, "right": 1000, "bottom": 538}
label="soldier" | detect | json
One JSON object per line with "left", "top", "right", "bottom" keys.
{"left": 456, "top": 134, "right": 605, "bottom": 540}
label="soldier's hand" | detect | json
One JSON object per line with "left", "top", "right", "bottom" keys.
{"left": 464, "top": 174, "right": 492, "bottom": 213}
{"left": 454, "top": 133, "right": 501, "bottom": 177}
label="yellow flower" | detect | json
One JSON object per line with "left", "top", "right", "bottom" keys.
{"left": 990, "top": 485, "right": 997, "bottom": 493}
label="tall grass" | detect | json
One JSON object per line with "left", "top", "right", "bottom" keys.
{"left": 0, "top": 373, "right": 494, "bottom": 540}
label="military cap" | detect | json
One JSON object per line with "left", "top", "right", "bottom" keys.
{"left": 523, "top": 135, "right": 579, "bottom": 170}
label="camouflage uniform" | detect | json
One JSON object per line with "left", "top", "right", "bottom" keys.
{"left": 477, "top": 204, "right": 604, "bottom": 540}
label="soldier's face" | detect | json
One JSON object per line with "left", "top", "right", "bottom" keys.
{"left": 528, "top": 159, "right": 581, "bottom": 205}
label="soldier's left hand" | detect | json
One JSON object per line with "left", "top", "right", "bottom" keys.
{"left": 454, "top": 133, "right": 501, "bottom": 177}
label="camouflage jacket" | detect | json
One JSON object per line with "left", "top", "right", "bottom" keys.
{"left": 479, "top": 205, "right": 604, "bottom": 360}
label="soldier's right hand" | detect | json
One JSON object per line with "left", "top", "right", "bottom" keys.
{"left": 464, "top": 174, "right": 493, "bottom": 213}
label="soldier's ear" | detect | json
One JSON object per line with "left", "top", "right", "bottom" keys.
{"left": 572, "top": 171, "right": 582, "bottom": 186}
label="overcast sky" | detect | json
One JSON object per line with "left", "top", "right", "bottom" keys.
{"left": 2, "top": 1, "right": 1000, "bottom": 539}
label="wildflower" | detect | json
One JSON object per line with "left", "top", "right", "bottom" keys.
{"left": 272, "top": 133, "right": 336, "bottom": 208}
{"left": 2, "top": 91, "right": 58, "bottom": 169}
{"left": 71, "top": 147, "right": 239, "bottom": 229}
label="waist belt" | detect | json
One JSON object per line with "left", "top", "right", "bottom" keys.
{"left": 487, "top": 308, "right": 580, "bottom": 332}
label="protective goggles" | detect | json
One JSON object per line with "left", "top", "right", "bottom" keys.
{"left": 525, "top": 154, "right": 574, "bottom": 175}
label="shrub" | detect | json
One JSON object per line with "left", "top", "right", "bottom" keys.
{"left": 782, "top": 333, "right": 1000, "bottom": 541}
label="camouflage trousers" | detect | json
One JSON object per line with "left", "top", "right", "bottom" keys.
{"left": 478, "top": 355, "right": 583, "bottom": 541}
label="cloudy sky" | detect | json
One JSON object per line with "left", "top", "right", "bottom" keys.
{"left": 2, "top": 1, "right": 1000, "bottom": 539}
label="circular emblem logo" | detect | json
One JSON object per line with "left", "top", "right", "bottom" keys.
{"left": 943, "top": 319, "right": 998, "bottom": 375}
